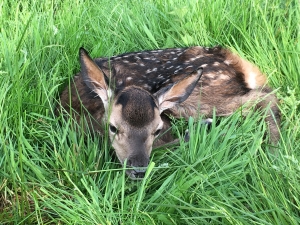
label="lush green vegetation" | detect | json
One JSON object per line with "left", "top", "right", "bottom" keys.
{"left": 0, "top": 0, "right": 299, "bottom": 224}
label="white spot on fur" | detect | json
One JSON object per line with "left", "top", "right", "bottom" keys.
{"left": 126, "top": 77, "right": 132, "bottom": 81}
{"left": 224, "top": 60, "right": 231, "bottom": 65}
{"left": 246, "top": 72, "right": 258, "bottom": 89}
{"left": 202, "top": 118, "right": 213, "bottom": 124}
{"left": 201, "top": 64, "right": 208, "bottom": 68}
{"left": 146, "top": 68, "right": 157, "bottom": 73}
{"left": 206, "top": 73, "right": 215, "bottom": 79}
{"left": 143, "top": 84, "right": 151, "bottom": 89}
{"left": 162, "top": 79, "right": 170, "bottom": 84}
{"left": 213, "top": 62, "right": 220, "bottom": 66}
{"left": 189, "top": 57, "right": 197, "bottom": 61}
{"left": 219, "top": 74, "right": 229, "bottom": 80}
{"left": 201, "top": 118, "right": 213, "bottom": 126}
{"left": 174, "top": 69, "right": 181, "bottom": 74}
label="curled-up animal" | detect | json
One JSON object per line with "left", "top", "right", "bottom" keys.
{"left": 57, "top": 46, "right": 280, "bottom": 179}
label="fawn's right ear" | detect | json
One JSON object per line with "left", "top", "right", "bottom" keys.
{"left": 155, "top": 67, "right": 203, "bottom": 113}
{"left": 79, "top": 47, "right": 112, "bottom": 110}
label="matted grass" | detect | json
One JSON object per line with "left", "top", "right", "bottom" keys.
{"left": 0, "top": 0, "right": 299, "bottom": 224}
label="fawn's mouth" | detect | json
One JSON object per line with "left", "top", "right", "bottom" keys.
{"left": 125, "top": 167, "right": 147, "bottom": 180}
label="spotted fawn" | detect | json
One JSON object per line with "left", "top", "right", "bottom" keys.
{"left": 57, "top": 46, "right": 280, "bottom": 179}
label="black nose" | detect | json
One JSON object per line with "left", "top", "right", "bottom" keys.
{"left": 132, "top": 169, "right": 146, "bottom": 178}
{"left": 126, "top": 166, "right": 147, "bottom": 179}
{"left": 127, "top": 155, "right": 149, "bottom": 179}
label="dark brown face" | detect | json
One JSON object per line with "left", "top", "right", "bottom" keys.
{"left": 108, "top": 87, "right": 163, "bottom": 179}
{"left": 116, "top": 87, "right": 157, "bottom": 128}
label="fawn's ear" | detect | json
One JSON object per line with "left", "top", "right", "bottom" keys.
{"left": 155, "top": 67, "right": 203, "bottom": 113}
{"left": 79, "top": 47, "right": 112, "bottom": 110}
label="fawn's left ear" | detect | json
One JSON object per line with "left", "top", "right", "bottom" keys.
{"left": 154, "top": 67, "right": 203, "bottom": 113}
{"left": 79, "top": 47, "right": 112, "bottom": 111}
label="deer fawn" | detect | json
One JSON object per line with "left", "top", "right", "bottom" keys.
{"left": 57, "top": 46, "right": 280, "bottom": 179}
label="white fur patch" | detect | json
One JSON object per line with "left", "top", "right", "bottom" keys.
{"left": 224, "top": 60, "right": 231, "bottom": 65}
{"left": 206, "top": 73, "right": 215, "bottom": 79}
{"left": 202, "top": 118, "right": 213, "bottom": 124}
{"left": 143, "top": 84, "right": 151, "bottom": 89}
{"left": 218, "top": 74, "right": 229, "bottom": 80}
{"left": 246, "top": 72, "right": 257, "bottom": 89}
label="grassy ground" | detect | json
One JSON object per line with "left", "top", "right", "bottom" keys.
{"left": 0, "top": 0, "right": 299, "bottom": 224}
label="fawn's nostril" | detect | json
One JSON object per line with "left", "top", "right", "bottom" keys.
{"left": 136, "top": 172, "right": 145, "bottom": 178}
{"left": 133, "top": 167, "right": 147, "bottom": 173}
{"left": 132, "top": 169, "right": 146, "bottom": 178}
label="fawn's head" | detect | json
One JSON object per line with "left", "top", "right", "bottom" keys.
{"left": 80, "top": 48, "right": 202, "bottom": 179}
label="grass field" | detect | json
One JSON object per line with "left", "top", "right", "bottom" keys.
{"left": 0, "top": 0, "right": 300, "bottom": 224}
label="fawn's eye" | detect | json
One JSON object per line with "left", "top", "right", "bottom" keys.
{"left": 154, "top": 129, "right": 161, "bottom": 137}
{"left": 109, "top": 124, "right": 118, "bottom": 134}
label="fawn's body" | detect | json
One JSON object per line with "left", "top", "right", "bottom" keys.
{"left": 58, "top": 46, "right": 280, "bottom": 179}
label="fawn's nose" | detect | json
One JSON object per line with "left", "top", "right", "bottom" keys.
{"left": 127, "top": 155, "right": 149, "bottom": 179}
{"left": 132, "top": 167, "right": 147, "bottom": 178}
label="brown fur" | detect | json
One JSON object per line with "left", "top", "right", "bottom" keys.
{"left": 57, "top": 46, "right": 281, "bottom": 178}
{"left": 116, "top": 87, "right": 157, "bottom": 127}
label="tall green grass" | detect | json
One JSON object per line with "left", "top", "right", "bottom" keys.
{"left": 0, "top": 0, "right": 299, "bottom": 224}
